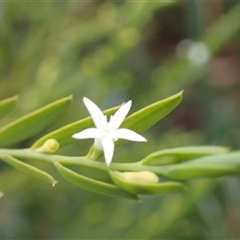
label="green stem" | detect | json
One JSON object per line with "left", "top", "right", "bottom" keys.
{"left": 0, "top": 148, "right": 169, "bottom": 175}
{"left": 0, "top": 148, "right": 107, "bottom": 171}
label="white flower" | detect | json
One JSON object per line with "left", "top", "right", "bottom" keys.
{"left": 72, "top": 97, "right": 147, "bottom": 166}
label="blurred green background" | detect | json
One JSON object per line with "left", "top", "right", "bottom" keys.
{"left": 1, "top": 1, "right": 240, "bottom": 239}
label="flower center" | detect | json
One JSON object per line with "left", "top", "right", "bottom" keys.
{"left": 100, "top": 121, "right": 112, "bottom": 137}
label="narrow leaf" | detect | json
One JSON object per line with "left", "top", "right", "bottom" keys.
{"left": 162, "top": 151, "right": 240, "bottom": 180}
{"left": 141, "top": 146, "right": 229, "bottom": 165}
{"left": 0, "top": 96, "right": 18, "bottom": 119}
{"left": 55, "top": 162, "right": 139, "bottom": 200}
{"left": 109, "top": 170, "right": 187, "bottom": 195}
{"left": 0, "top": 96, "right": 72, "bottom": 147}
{"left": 116, "top": 91, "right": 183, "bottom": 147}
{"left": 31, "top": 106, "right": 119, "bottom": 149}
{"left": 1, "top": 154, "right": 57, "bottom": 186}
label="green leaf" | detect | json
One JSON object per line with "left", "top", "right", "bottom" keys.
{"left": 0, "top": 96, "right": 18, "bottom": 119}
{"left": 1, "top": 154, "right": 57, "bottom": 186}
{"left": 141, "top": 146, "right": 229, "bottom": 165}
{"left": 55, "top": 162, "right": 139, "bottom": 200}
{"left": 116, "top": 91, "right": 183, "bottom": 147}
{"left": 162, "top": 151, "right": 240, "bottom": 180}
{"left": 109, "top": 170, "right": 187, "bottom": 195}
{"left": 31, "top": 106, "right": 119, "bottom": 149}
{"left": 0, "top": 96, "right": 72, "bottom": 147}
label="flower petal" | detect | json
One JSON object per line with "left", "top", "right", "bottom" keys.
{"left": 72, "top": 128, "right": 101, "bottom": 139}
{"left": 114, "top": 129, "right": 147, "bottom": 142}
{"left": 109, "top": 100, "right": 132, "bottom": 130}
{"left": 101, "top": 137, "right": 114, "bottom": 166}
{"left": 83, "top": 97, "right": 106, "bottom": 129}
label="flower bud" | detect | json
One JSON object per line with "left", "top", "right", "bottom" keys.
{"left": 35, "top": 139, "right": 59, "bottom": 153}
{"left": 122, "top": 171, "right": 159, "bottom": 184}
{"left": 109, "top": 170, "right": 186, "bottom": 195}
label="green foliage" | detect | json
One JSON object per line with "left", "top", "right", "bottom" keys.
{"left": 163, "top": 151, "right": 240, "bottom": 180}
{"left": 204, "top": 2, "right": 240, "bottom": 55}
{"left": 1, "top": 1, "right": 240, "bottom": 239}
{"left": 0, "top": 96, "right": 18, "bottom": 120}
{"left": 0, "top": 92, "right": 186, "bottom": 200}
{"left": 0, "top": 96, "right": 72, "bottom": 147}
{"left": 1, "top": 154, "right": 57, "bottom": 186}
{"left": 118, "top": 91, "right": 183, "bottom": 146}
{"left": 55, "top": 162, "right": 138, "bottom": 200}
{"left": 141, "top": 146, "right": 230, "bottom": 165}
{"left": 0, "top": 93, "right": 239, "bottom": 203}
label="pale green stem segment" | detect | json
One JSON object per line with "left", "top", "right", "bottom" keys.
{"left": 87, "top": 147, "right": 102, "bottom": 161}
{"left": 0, "top": 96, "right": 72, "bottom": 147}
{"left": 0, "top": 96, "right": 18, "bottom": 120}
{"left": 54, "top": 162, "right": 139, "bottom": 200}
{"left": 0, "top": 191, "right": 3, "bottom": 199}
{"left": 1, "top": 149, "right": 108, "bottom": 171}
{"left": 0, "top": 154, "right": 57, "bottom": 186}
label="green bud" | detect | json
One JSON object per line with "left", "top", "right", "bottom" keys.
{"left": 109, "top": 170, "right": 187, "bottom": 195}
{"left": 35, "top": 139, "right": 59, "bottom": 153}
{"left": 122, "top": 171, "right": 159, "bottom": 184}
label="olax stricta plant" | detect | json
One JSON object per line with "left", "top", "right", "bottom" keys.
{"left": 0, "top": 92, "right": 239, "bottom": 201}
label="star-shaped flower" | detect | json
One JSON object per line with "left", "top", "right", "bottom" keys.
{"left": 72, "top": 97, "right": 147, "bottom": 166}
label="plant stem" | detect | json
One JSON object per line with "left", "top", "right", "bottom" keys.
{"left": 0, "top": 148, "right": 169, "bottom": 176}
